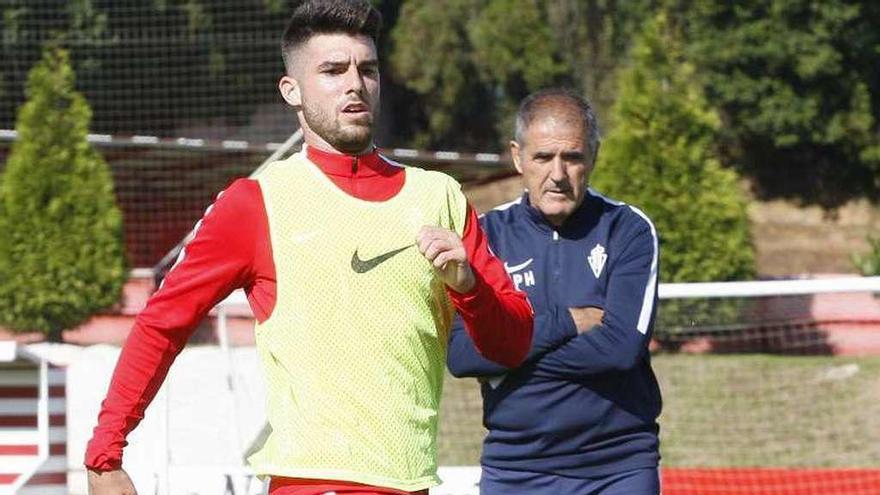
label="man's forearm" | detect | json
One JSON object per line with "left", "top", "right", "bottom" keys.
{"left": 448, "top": 272, "right": 533, "bottom": 367}
{"left": 447, "top": 323, "right": 510, "bottom": 378}
{"left": 85, "top": 321, "right": 179, "bottom": 470}
{"left": 446, "top": 205, "right": 534, "bottom": 367}
{"left": 530, "top": 319, "right": 652, "bottom": 380}
{"left": 447, "top": 307, "right": 577, "bottom": 377}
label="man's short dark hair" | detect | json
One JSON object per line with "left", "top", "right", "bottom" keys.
{"left": 281, "top": 0, "right": 382, "bottom": 71}
{"left": 514, "top": 88, "right": 601, "bottom": 164}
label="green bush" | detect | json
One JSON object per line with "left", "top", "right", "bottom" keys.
{"left": 592, "top": 13, "right": 755, "bottom": 284}
{"left": 0, "top": 46, "right": 126, "bottom": 340}
{"left": 681, "top": 0, "right": 880, "bottom": 205}
{"left": 852, "top": 235, "right": 880, "bottom": 276}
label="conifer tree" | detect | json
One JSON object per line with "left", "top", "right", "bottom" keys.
{"left": 592, "top": 14, "right": 754, "bottom": 283}
{"left": 0, "top": 46, "right": 126, "bottom": 340}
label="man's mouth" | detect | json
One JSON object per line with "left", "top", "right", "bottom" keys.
{"left": 546, "top": 189, "right": 571, "bottom": 196}
{"left": 342, "top": 102, "right": 369, "bottom": 114}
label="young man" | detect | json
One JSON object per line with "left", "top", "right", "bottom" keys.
{"left": 85, "top": 2, "right": 533, "bottom": 494}
{"left": 447, "top": 89, "right": 662, "bottom": 494}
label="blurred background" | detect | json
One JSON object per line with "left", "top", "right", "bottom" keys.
{"left": 0, "top": 1, "right": 879, "bottom": 494}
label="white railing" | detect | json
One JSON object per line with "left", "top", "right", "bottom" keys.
{"left": 660, "top": 276, "right": 880, "bottom": 298}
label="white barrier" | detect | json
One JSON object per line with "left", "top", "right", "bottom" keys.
{"left": 25, "top": 343, "right": 485, "bottom": 495}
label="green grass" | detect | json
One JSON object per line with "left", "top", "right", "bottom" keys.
{"left": 438, "top": 372, "right": 486, "bottom": 465}
{"left": 438, "top": 354, "right": 880, "bottom": 467}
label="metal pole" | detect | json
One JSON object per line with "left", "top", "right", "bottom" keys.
{"left": 151, "top": 129, "right": 304, "bottom": 282}
{"left": 217, "top": 303, "right": 245, "bottom": 460}
{"left": 159, "top": 379, "right": 170, "bottom": 495}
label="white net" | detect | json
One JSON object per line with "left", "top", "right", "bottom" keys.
{"left": 440, "top": 277, "right": 880, "bottom": 494}
{"left": 0, "top": 2, "right": 513, "bottom": 270}
{"left": 1, "top": 1, "right": 297, "bottom": 268}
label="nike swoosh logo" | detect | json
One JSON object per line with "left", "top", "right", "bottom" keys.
{"left": 504, "top": 258, "right": 534, "bottom": 273}
{"left": 351, "top": 244, "right": 414, "bottom": 273}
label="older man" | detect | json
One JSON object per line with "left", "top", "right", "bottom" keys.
{"left": 448, "top": 88, "right": 662, "bottom": 494}
{"left": 85, "top": 1, "right": 533, "bottom": 494}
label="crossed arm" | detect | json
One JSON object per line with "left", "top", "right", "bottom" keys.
{"left": 447, "top": 305, "right": 605, "bottom": 378}
{"left": 447, "top": 224, "right": 658, "bottom": 380}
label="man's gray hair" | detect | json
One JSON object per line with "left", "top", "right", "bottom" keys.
{"left": 513, "top": 88, "right": 601, "bottom": 163}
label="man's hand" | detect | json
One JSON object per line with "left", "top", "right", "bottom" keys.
{"left": 88, "top": 468, "right": 137, "bottom": 495}
{"left": 569, "top": 306, "right": 605, "bottom": 334}
{"left": 417, "top": 226, "right": 475, "bottom": 293}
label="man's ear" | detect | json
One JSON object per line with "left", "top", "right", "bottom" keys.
{"left": 279, "top": 75, "right": 301, "bottom": 108}
{"left": 510, "top": 140, "right": 524, "bottom": 174}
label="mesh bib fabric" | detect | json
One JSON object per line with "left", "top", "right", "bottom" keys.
{"left": 247, "top": 151, "right": 467, "bottom": 491}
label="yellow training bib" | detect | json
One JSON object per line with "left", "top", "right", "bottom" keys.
{"left": 247, "top": 151, "right": 467, "bottom": 491}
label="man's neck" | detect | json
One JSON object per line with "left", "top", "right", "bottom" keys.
{"left": 303, "top": 143, "right": 404, "bottom": 201}
{"left": 305, "top": 144, "right": 393, "bottom": 177}
{"left": 302, "top": 131, "right": 372, "bottom": 156}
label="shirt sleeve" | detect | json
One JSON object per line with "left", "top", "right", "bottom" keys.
{"left": 84, "top": 178, "right": 264, "bottom": 471}
{"left": 530, "top": 220, "right": 659, "bottom": 380}
{"left": 447, "top": 307, "right": 577, "bottom": 378}
{"left": 445, "top": 204, "right": 534, "bottom": 368}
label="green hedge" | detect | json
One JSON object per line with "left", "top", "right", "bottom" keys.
{"left": 0, "top": 46, "right": 126, "bottom": 340}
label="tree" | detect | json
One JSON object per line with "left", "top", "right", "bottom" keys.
{"left": 679, "top": 0, "right": 880, "bottom": 207}
{"left": 468, "top": 0, "right": 568, "bottom": 140}
{"left": 1, "top": 1, "right": 293, "bottom": 138}
{"left": 0, "top": 46, "right": 126, "bottom": 340}
{"left": 390, "top": 0, "right": 570, "bottom": 150}
{"left": 592, "top": 13, "right": 755, "bottom": 283}
{"left": 389, "top": 0, "right": 491, "bottom": 149}
{"left": 544, "top": 0, "right": 652, "bottom": 121}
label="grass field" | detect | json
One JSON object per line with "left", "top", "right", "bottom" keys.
{"left": 438, "top": 354, "right": 880, "bottom": 467}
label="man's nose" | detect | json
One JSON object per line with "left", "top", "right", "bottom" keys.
{"left": 549, "top": 156, "right": 567, "bottom": 182}
{"left": 344, "top": 65, "right": 365, "bottom": 93}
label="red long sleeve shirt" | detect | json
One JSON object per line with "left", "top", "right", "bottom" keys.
{"left": 85, "top": 146, "right": 532, "bottom": 494}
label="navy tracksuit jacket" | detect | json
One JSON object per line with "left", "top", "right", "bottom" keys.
{"left": 448, "top": 189, "right": 662, "bottom": 480}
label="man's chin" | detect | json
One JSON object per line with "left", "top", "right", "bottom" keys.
{"left": 538, "top": 202, "right": 575, "bottom": 221}
{"left": 541, "top": 197, "right": 574, "bottom": 209}
{"left": 343, "top": 113, "right": 372, "bottom": 125}
{"left": 330, "top": 134, "right": 372, "bottom": 154}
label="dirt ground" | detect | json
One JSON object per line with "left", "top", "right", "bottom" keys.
{"left": 750, "top": 198, "right": 880, "bottom": 276}
{"left": 465, "top": 177, "right": 880, "bottom": 277}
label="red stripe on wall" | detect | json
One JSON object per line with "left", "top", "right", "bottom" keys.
{"left": 0, "top": 385, "right": 65, "bottom": 398}
{"left": 0, "top": 473, "right": 19, "bottom": 484}
{"left": 0, "top": 386, "right": 36, "bottom": 398}
{"left": 26, "top": 471, "right": 67, "bottom": 485}
{"left": 0, "top": 444, "right": 38, "bottom": 455}
{"left": 0, "top": 414, "right": 66, "bottom": 427}
{"left": 0, "top": 443, "right": 63, "bottom": 455}
{"left": 663, "top": 468, "right": 880, "bottom": 495}
{"left": 0, "top": 415, "right": 36, "bottom": 427}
